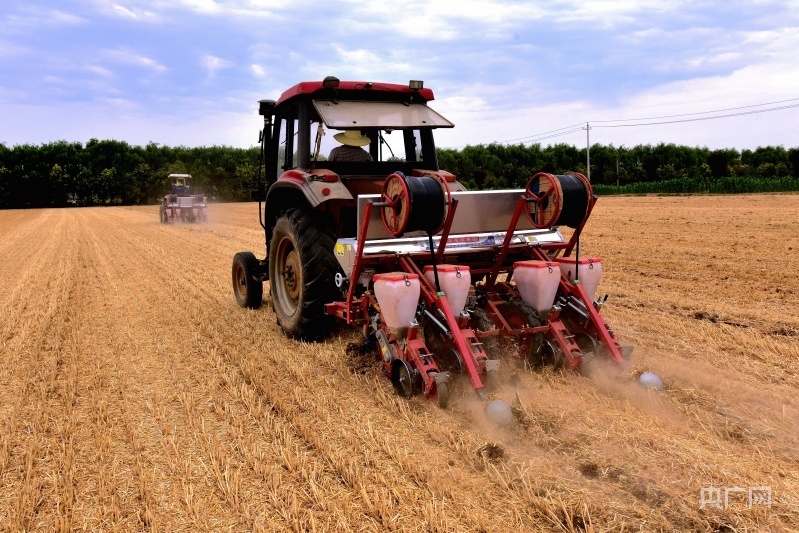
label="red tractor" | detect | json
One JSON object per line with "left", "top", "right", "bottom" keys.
{"left": 232, "top": 77, "right": 636, "bottom": 421}
{"left": 160, "top": 173, "right": 207, "bottom": 223}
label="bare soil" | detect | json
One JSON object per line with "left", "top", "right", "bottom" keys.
{"left": 0, "top": 194, "right": 797, "bottom": 532}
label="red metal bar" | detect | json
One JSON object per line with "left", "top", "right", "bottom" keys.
{"left": 530, "top": 245, "right": 624, "bottom": 366}
{"left": 570, "top": 281, "right": 625, "bottom": 365}
{"left": 437, "top": 293, "right": 486, "bottom": 395}
{"left": 547, "top": 318, "right": 583, "bottom": 371}
{"left": 405, "top": 339, "right": 442, "bottom": 398}
{"left": 434, "top": 199, "right": 459, "bottom": 264}
{"left": 399, "top": 256, "right": 485, "bottom": 397}
{"left": 399, "top": 256, "right": 436, "bottom": 305}
{"left": 343, "top": 201, "right": 375, "bottom": 325}
{"left": 485, "top": 194, "right": 528, "bottom": 289}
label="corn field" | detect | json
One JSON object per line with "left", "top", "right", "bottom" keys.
{"left": 0, "top": 194, "right": 797, "bottom": 532}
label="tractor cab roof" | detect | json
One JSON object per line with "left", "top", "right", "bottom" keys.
{"left": 271, "top": 79, "right": 452, "bottom": 131}
{"left": 275, "top": 80, "right": 436, "bottom": 109}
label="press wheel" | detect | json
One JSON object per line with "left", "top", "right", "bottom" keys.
{"left": 393, "top": 360, "right": 416, "bottom": 398}
{"left": 436, "top": 381, "right": 449, "bottom": 408}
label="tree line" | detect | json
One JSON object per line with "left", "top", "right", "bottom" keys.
{"left": 2, "top": 139, "right": 798, "bottom": 208}
{"left": 437, "top": 143, "right": 799, "bottom": 192}
{"left": 0, "top": 140, "right": 261, "bottom": 208}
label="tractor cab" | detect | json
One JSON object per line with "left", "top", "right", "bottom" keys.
{"left": 261, "top": 78, "right": 453, "bottom": 181}
{"left": 169, "top": 174, "right": 191, "bottom": 196}
{"left": 257, "top": 77, "right": 459, "bottom": 244}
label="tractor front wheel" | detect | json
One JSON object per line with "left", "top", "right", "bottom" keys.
{"left": 269, "top": 208, "right": 339, "bottom": 340}
{"left": 232, "top": 251, "right": 263, "bottom": 309}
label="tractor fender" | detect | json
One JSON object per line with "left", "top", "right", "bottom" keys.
{"left": 269, "top": 169, "right": 352, "bottom": 207}
{"left": 264, "top": 169, "right": 352, "bottom": 233}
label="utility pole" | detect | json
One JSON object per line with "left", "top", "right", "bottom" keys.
{"left": 583, "top": 122, "right": 591, "bottom": 182}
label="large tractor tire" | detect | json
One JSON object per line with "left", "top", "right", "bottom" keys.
{"left": 232, "top": 251, "right": 263, "bottom": 309}
{"left": 269, "top": 208, "right": 339, "bottom": 340}
{"left": 159, "top": 204, "right": 167, "bottom": 223}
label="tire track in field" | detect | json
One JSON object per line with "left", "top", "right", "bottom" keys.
{"left": 2, "top": 203, "right": 796, "bottom": 531}
{"left": 90, "top": 208, "right": 530, "bottom": 530}
{"left": 73, "top": 209, "right": 267, "bottom": 531}
{"left": 89, "top": 209, "right": 453, "bottom": 531}
{"left": 0, "top": 211, "right": 65, "bottom": 366}
{"left": 119, "top": 208, "right": 648, "bottom": 528}
{"left": 0, "top": 212, "right": 83, "bottom": 531}
{"left": 80, "top": 210, "right": 356, "bottom": 528}
{"left": 97, "top": 206, "right": 758, "bottom": 530}
{"left": 0, "top": 210, "right": 52, "bottom": 305}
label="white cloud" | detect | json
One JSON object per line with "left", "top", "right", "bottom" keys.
{"left": 202, "top": 54, "right": 231, "bottom": 77}
{"left": 304, "top": 45, "right": 415, "bottom": 79}
{"left": 86, "top": 65, "right": 114, "bottom": 77}
{"left": 434, "top": 23, "right": 799, "bottom": 150}
{"left": 105, "top": 49, "right": 167, "bottom": 72}
{"left": 2, "top": 0, "right": 798, "bottom": 150}
{"left": 251, "top": 64, "right": 266, "bottom": 78}
{"left": 174, "top": 0, "right": 222, "bottom": 14}
{"left": 0, "top": 40, "right": 26, "bottom": 57}
{"left": 170, "top": 0, "right": 289, "bottom": 17}
{"left": 543, "top": 0, "right": 695, "bottom": 28}
{"left": 110, "top": 3, "right": 160, "bottom": 21}
{"left": 1, "top": 8, "right": 85, "bottom": 32}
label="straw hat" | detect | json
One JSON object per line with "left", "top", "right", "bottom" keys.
{"left": 333, "top": 130, "right": 370, "bottom": 147}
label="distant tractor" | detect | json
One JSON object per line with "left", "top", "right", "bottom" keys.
{"left": 159, "top": 174, "right": 207, "bottom": 223}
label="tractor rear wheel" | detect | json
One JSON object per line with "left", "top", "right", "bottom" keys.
{"left": 159, "top": 204, "right": 167, "bottom": 223}
{"left": 269, "top": 208, "right": 339, "bottom": 340}
{"left": 232, "top": 251, "right": 263, "bottom": 309}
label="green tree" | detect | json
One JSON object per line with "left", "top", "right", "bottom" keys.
{"left": 788, "top": 147, "right": 799, "bottom": 178}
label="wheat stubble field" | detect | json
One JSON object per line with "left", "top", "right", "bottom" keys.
{"left": 0, "top": 194, "right": 797, "bottom": 532}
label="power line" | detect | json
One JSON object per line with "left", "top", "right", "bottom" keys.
{"left": 594, "top": 102, "right": 799, "bottom": 128}
{"left": 444, "top": 95, "right": 798, "bottom": 150}
{"left": 494, "top": 96, "right": 799, "bottom": 145}
{"left": 499, "top": 122, "right": 586, "bottom": 143}
{"left": 447, "top": 125, "right": 583, "bottom": 150}
{"left": 521, "top": 127, "right": 585, "bottom": 143}
{"left": 591, "top": 96, "right": 799, "bottom": 124}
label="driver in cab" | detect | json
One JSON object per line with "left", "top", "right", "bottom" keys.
{"left": 328, "top": 130, "right": 373, "bottom": 162}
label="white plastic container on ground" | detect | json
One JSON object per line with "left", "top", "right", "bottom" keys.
{"left": 423, "top": 264, "right": 471, "bottom": 316}
{"left": 373, "top": 273, "right": 421, "bottom": 329}
{"left": 513, "top": 260, "right": 561, "bottom": 312}
{"left": 555, "top": 257, "right": 602, "bottom": 300}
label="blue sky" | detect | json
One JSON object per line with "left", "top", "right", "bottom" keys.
{"left": 1, "top": 0, "right": 798, "bottom": 151}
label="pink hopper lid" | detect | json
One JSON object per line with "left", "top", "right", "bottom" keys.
{"left": 423, "top": 265, "right": 469, "bottom": 272}
{"left": 555, "top": 257, "right": 601, "bottom": 264}
{"left": 514, "top": 261, "right": 556, "bottom": 269}
{"left": 373, "top": 273, "right": 419, "bottom": 282}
